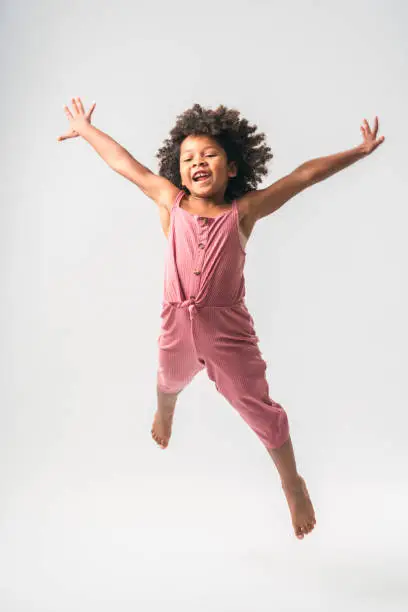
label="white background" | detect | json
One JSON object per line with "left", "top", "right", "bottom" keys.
{"left": 1, "top": 0, "right": 407, "bottom": 610}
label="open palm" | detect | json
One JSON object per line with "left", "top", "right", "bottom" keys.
{"left": 57, "top": 97, "right": 96, "bottom": 142}
{"left": 360, "top": 116, "right": 385, "bottom": 154}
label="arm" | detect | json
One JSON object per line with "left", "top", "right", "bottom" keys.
{"left": 77, "top": 123, "right": 176, "bottom": 206}
{"left": 60, "top": 97, "right": 177, "bottom": 208}
{"left": 298, "top": 144, "right": 367, "bottom": 183}
{"left": 246, "top": 116, "right": 385, "bottom": 222}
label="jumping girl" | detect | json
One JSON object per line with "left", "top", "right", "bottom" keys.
{"left": 58, "top": 99, "right": 384, "bottom": 539}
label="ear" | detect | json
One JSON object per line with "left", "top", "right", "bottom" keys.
{"left": 228, "top": 160, "right": 238, "bottom": 178}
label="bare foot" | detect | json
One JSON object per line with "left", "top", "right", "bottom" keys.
{"left": 151, "top": 408, "right": 174, "bottom": 449}
{"left": 281, "top": 475, "right": 316, "bottom": 539}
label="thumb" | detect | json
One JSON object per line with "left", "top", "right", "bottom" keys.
{"left": 57, "top": 129, "right": 79, "bottom": 141}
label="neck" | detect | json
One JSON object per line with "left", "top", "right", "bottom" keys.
{"left": 188, "top": 192, "right": 229, "bottom": 208}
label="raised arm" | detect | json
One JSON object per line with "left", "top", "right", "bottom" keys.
{"left": 244, "top": 116, "right": 385, "bottom": 222}
{"left": 58, "top": 97, "right": 178, "bottom": 210}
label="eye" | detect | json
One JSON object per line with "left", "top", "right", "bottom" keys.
{"left": 183, "top": 154, "right": 216, "bottom": 162}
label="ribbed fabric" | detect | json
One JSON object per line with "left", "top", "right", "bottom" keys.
{"left": 157, "top": 190, "right": 289, "bottom": 449}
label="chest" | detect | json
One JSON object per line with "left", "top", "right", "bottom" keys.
{"left": 159, "top": 200, "right": 256, "bottom": 245}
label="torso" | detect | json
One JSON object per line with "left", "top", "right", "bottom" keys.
{"left": 159, "top": 192, "right": 256, "bottom": 247}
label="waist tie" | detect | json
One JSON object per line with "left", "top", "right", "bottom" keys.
{"left": 163, "top": 297, "right": 245, "bottom": 321}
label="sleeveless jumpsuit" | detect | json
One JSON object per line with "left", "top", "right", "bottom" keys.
{"left": 156, "top": 189, "right": 289, "bottom": 449}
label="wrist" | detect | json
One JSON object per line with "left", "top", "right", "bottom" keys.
{"left": 74, "top": 120, "right": 94, "bottom": 138}
{"left": 355, "top": 143, "right": 370, "bottom": 157}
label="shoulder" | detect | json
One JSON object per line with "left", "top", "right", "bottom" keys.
{"left": 235, "top": 191, "right": 259, "bottom": 239}
{"left": 157, "top": 185, "right": 183, "bottom": 213}
{"left": 235, "top": 191, "right": 257, "bottom": 223}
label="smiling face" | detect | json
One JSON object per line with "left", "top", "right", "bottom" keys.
{"left": 179, "top": 135, "right": 237, "bottom": 202}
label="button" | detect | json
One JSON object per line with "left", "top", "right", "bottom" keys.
{"left": 190, "top": 295, "right": 196, "bottom": 299}
{"left": 193, "top": 270, "right": 201, "bottom": 275}
{"left": 203, "top": 218, "right": 209, "bottom": 224}
{"left": 198, "top": 243, "right": 205, "bottom": 249}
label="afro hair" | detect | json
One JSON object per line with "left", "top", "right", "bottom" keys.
{"left": 155, "top": 103, "right": 273, "bottom": 203}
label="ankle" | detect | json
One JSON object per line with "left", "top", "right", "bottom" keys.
{"left": 281, "top": 474, "right": 302, "bottom": 492}
{"left": 158, "top": 403, "right": 175, "bottom": 416}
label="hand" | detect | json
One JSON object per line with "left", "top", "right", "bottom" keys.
{"left": 359, "top": 116, "right": 385, "bottom": 154}
{"left": 57, "top": 97, "right": 96, "bottom": 142}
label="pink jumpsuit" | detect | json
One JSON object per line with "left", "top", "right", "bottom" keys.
{"left": 157, "top": 189, "right": 289, "bottom": 449}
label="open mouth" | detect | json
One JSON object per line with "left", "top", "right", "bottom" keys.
{"left": 193, "top": 173, "right": 211, "bottom": 183}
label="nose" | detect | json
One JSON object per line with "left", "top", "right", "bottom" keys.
{"left": 192, "top": 163, "right": 210, "bottom": 177}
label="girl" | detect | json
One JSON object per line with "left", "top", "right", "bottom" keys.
{"left": 58, "top": 99, "right": 384, "bottom": 539}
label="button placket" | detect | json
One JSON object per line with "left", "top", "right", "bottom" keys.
{"left": 190, "top": 216, "right": 209, "bottom": 299}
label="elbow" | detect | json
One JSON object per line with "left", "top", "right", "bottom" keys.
{"left": 301, "top": 168, "right": 320, "bottom": 186}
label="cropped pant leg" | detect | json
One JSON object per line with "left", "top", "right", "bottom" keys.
{"left": 157, "top": 303, "right": 205, "bottom": 394}
{"left": 198, "top": 306, "right": 290, "bottom": 449}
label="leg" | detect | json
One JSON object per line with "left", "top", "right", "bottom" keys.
{"left": 152, "top": 364, "right": 204, "bottom": 449}
{"left": 266, "top": 435, "right": 316, "bottom": 539}
{"left": 151, "top": 385, "right": 181, "bottom": 449}
{"left": 203, "top": 334, "right": 316, "bottom": 539}
{"left": 266, "top": 433, "right": 300, "bottom": 489}
{"left": 153, "top": 306, "right": 205, "bottom": 449}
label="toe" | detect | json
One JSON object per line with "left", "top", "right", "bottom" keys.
{"left": 152, "top": 433, "right": 162, "bottom": 446}
{"left": 295, "top": 527, "right": 304, "bottom": 539}
{"left": 308, "top": 521, "right": 315, "bottom": 533}
{"left": 158, "top": 436, "right": 167, "bottom": 448}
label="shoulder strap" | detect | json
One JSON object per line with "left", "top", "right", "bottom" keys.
{"left": 173, "top": 189, "right": 185, "bottom": 209}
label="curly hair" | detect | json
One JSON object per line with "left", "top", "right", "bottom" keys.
{"left": 155, "top": 103, "right": 273, "bottom": 203}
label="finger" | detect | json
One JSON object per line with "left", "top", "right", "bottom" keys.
{"left": 373, "top": 115, "right": 379, "bottom": 137}
{"left": 71, "top": 97, "right": 79, "bottom": 115}
{"left": 57, "top": 129, "right": 78, "bottom": 141}
{"left": 363, "top": 118, "right": 371, "bottom": 134}
{"left": 57, "top": 131, "right": 75, "bottom": 141}
{"left": 63, "top": 104, "right": 74, "bottom": 119}
{"left": 76, "top": 96, "right": 85, "bottom": 114}
{"left": 87, "top": 101, "right": 96, "bottom": 119}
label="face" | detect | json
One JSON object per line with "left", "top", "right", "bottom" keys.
{"left": 179, "top": 135, "right": 237, "bottom": 197}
